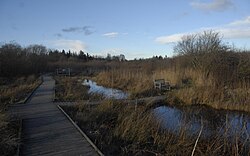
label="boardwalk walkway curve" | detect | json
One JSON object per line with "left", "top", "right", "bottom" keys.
{"left": 10, "top": 75, "right": 99, "bottom": 156}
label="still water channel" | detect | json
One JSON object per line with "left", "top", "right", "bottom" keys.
{"left": 153, "top": 105, "right": 250, "bottom": 139}
{"left": 83, "top": 79, "right": 250, "bottom": 140}
{"left": 82, "top": 79, "right": 129, "bottom": 99}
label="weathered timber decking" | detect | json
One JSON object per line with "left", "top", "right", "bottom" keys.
{"left": 10, "top": 76, "right": 99, "bottom": 156}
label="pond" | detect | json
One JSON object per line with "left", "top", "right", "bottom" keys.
{"left": 82, "top": 79, "right": 129, "bottom": 99}
{"left": 153, "top": 105, "right": 250, "bottom": 140}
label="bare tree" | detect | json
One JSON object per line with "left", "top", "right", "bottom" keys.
{"left": 173, "top": 30, "right": 234, "bottom": 86}
{"left": 174, "top": 30, "right": 227, "bottom": 56}
{"left": 26, "top": 44, "right": 47, "bottom": 55}
{"left": 174, "top": 34, "right": 197, "bottom": 55}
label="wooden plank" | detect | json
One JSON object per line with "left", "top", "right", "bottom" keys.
{"left": 10, "top": 76, "right": 99, "bottom": 156}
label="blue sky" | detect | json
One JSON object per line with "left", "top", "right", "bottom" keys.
{"left": 0, "top": 0, "right": 249, "bottom": 59}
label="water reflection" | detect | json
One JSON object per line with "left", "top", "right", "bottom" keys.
{"left": 82, "top": 79, "right": 250, "bottom": 141}
{"left": 82, "top": 79, "right": 129, "bottom": 99}
{"left": 153, "top": 105, "right": 250, "bottom": 139}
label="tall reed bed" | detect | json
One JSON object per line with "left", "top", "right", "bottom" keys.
{"left": 95, "top": 69, "right": 153, "bottom": 98}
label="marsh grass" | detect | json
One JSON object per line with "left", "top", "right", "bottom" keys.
{"left": 0, "top": 116, "right": 21, "bottom": 156}
{"left": 54, "top": 75, "right": 111, "bottom": 102}
{"left": 0, "top": 75, "right": 40, "bottom": 108}
{"left": 62, "top": 100, "right": 250, "bottom": 155}
{"left": 170, "top": 86, "right": 250, "bottom": 112}
{"left": 95, "top": 70, "right": 153, "bottom": 98}
{"left": 95, "top": 64, "right": 250, "bottom": 112}
{"left": 0, "top": 75, "right": 39, "bottom": 156}
{"left": 54, "top": 76, "right": 90, "bottom": 101}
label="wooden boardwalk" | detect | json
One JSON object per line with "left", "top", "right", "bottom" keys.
{"left": 10, "top": 76, "right": 99, "bottom": 156}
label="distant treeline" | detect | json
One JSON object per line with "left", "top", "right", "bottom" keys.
{"left": 0, "top": 43, "right": 170, "bottom": 77}
{"left": 0, "top": 43, "right": 104, "bottom": 77}
{"left": 1, "top": 30, "right": 250, "bottom": 88}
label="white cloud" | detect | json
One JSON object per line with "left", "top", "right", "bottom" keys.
{"left": 229, "top": 16, "right": 250, "bottom": 26}
{"left": 219, "top": 28, "right": 250, "bottom": 39}
{"left": 51, "top": 39, "right": 87, "bottom": 52}
{"left": 155, "top": 16, "right": 250, "bottom": 44}
{"left": 155, "top": 33, "right": 186, "bottom": 44}
{"left": 220, "top": 16, "right": 250, "bottom": 39}
{"left": 102, "top": 32, "right": 119, "bottom": 38}
{"left": 190, "top": 0, "right": 233, "bottom": 12}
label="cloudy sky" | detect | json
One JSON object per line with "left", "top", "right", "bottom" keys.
{"left": 0, "top": 0, "right": 249, "bottom": 59}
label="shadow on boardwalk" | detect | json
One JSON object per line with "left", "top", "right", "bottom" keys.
{"left": 10, "top": 76, "right": 98, "bottom": 156}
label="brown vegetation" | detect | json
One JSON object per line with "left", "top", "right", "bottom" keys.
{"left": 95, "top": 66, "right": 154, "bottom": 98}
{"left": 94, "top": 60, "right": 168, "bottom": 98}
{"left": 54, "top": 76, "right": 105, "bottom": 101}
{"left": 0, "top": 117, "right": 21, "bottom": 156}
{"left": 54, "top": 76, "right": 90, "bottom": 101}
{"left": 62, "top": 100, "right": 250, "bottom": 155}
{"left": 1, "top": 30, "right": 250, "bottom": 155}
{"left": 0, "top": 75, "right": 40, "bottom": 155}
{"left": 0, "top": 75, "right": 40, "bottom": 108}
{"left": 95, "top": 31, "right": 250, "bottom": 112}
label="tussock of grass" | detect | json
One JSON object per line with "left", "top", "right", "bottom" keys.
{"left": 54, "top": 76, "right": 90, "bottom": 101}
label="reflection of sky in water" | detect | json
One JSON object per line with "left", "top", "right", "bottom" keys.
{"left": 83, "top": 79, "right": 250, "bottom": 140}
{"left": 153, "top": 106, "right": 182, "bottom": 133}
{"left": 225, "top": 113, "right": 250, "bottom": 139}
{"left": 82, "top": 79, "right": 129, "bottom": 99}
{"left": 153, "top": 106, "right": 250, "bottom": 139}
{"left": 153, "top": 106, "right": 202, "bottom": 136}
